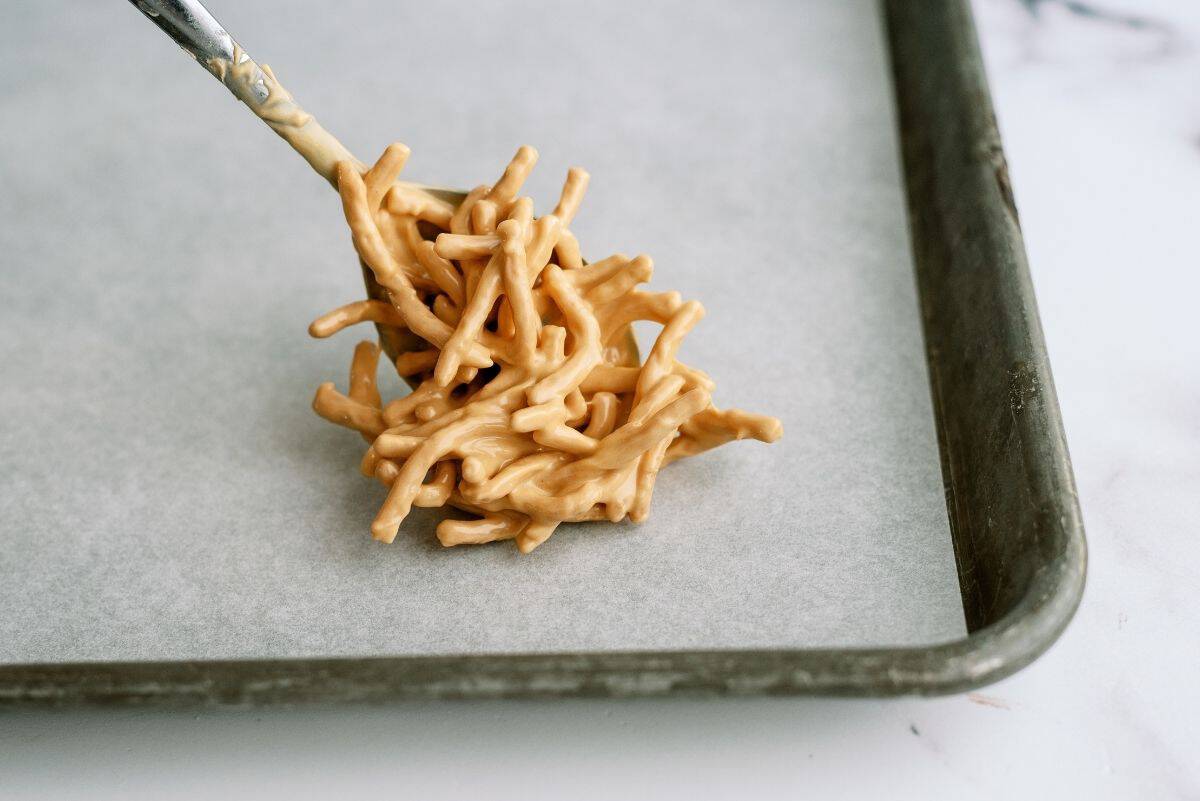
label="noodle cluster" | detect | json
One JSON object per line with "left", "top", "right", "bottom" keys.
{"left": 310, "top": 144, "right": 781, "bottom": 552}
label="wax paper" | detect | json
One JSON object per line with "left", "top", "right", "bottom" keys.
{"left": 0, "top": 0, "right": 964, "bottom": 662}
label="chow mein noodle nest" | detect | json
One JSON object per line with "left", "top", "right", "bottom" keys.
{"left": 310, "top": 143, "right": 782, "bottom": 552}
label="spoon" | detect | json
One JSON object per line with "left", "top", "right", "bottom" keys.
{"left": 126, "top": 0, "right": 639, "bottom": 370}
{"left": 125, "top": 0, "right": 464, "bottom": 204}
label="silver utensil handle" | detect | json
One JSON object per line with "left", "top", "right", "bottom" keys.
{"left": 126, "top": 0, "right": 236, "bottom": 77}
{"left": 126, "top": 0, "right": 361, "bottom": 184}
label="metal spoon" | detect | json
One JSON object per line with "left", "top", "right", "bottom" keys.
{"left": 125, "top": 0, "right": 463, "bottom": 203}
{"left": 126, "top": 0, "right": 639, "bottom": 370}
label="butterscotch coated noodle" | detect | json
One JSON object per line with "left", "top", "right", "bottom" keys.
{"left": 311, "top": 144, "right": 782, "bottom": 552}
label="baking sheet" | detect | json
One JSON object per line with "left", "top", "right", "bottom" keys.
{"left": 0, "top": 0, "right": 964, "bottom": 663}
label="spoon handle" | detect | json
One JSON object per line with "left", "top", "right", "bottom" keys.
{"left": 126, "top": 0, "right": 362, "bottom": 185}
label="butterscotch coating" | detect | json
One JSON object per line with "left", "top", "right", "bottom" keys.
{"left": 311, "top": 144, "right": 782, "bottom": 552}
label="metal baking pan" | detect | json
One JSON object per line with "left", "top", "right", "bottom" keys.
{"left": 0, "top": 0, "right": 1085, "bottom": 704}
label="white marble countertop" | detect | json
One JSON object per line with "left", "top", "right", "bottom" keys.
{"left": 2, "top": 1, "right": 1198, "bottom": 798}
